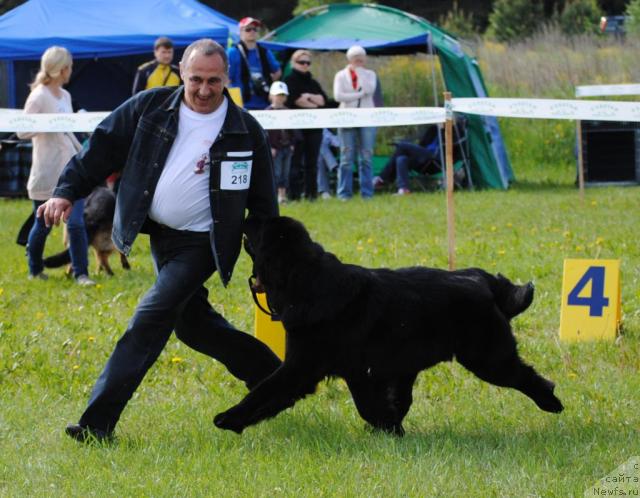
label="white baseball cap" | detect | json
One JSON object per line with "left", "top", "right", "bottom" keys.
{"left": 269, "top": 81, "right": 289, "bottom": 96}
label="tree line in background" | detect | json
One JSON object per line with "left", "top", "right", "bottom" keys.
{"left": 0, "top": 0, "right": 634, "bottom": 39}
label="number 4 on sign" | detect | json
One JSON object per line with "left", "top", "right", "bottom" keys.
{"left": 559, "top": 259, "right": 621, "bottom": 341}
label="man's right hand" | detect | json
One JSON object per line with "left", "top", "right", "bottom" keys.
{"left": 36, "top": 197, "right": 73, "bottom": 227}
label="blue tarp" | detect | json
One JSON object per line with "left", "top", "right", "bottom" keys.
{"left": 0, "top": 0, "right": 238, "bottom": 109}
{"left": 0, "top": 0, "right": 238, "bottom": 60}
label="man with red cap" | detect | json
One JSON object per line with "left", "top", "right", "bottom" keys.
{"left": 227, "top": 17, "right": 282, "bottom": 110}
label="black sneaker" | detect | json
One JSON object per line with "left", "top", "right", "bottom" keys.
{"left": 65, "top": 423, "right": 113, "bottom": 443}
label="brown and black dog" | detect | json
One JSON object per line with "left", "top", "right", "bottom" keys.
{"left": 44, "top": 186, "right": 130, "bottom": 275}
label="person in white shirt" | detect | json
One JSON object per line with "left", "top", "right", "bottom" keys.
{"left": 17, "top": 46, "right": 94, "bottom": 285}
{"left": 333, "top": 45, "right": 379, "bottom": 200}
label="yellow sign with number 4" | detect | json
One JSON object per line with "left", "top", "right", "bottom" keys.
{"left": 559, "top": 259, "right": 621, "bottom": 341}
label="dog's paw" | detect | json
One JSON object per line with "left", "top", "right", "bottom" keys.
{"left": 365, "top": 422, "right": 406, "bottom": 437}
{"left": 213, "top": 410, "right": 246, "bottom": 434}
{"left": 537, "top": 394, "right": 564, "bottom": 414}
{"left": 536, "top": 379, "right": 564, "bottom": 413}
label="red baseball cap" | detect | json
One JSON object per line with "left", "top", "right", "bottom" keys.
{"left": 239, "top": 17, "right": 262, "bottom": 29}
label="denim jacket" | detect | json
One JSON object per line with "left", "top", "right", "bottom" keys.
{"left": 53, "top": 86, "right": 278, "bottom": 286}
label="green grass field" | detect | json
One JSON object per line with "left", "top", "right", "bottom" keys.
{"left": 1, "top": 160, "right": 639, "bottom": 497}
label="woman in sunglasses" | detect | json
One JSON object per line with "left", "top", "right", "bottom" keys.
{"left": 283, "top": 50, "right": 329, "bottom": 201}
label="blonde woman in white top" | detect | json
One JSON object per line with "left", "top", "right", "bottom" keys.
{"left": 333, "top": 45, "right": 378, "bottom": 199}
{"left": 18, "top": 46, "right": 93, "bottom": 285}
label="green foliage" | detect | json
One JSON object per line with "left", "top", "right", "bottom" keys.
{"left": 375, "top": 55, "right": 445, "bottom": 154}
{"left": 487, "top": 0, "right": 544, "bottom": 42}
{"left": 558, "top": 0, "right": 603, "bottom": 36}
{"left": 625, "top": 0, "right": 640, "bottom": 35}
{"left": 438, "top": 1, "right": 479, "bottom": 39}
{"left": 0, "top": 0, "right": 25, "bottom": 16}
{"left": 293, "top": 0, "right": 357, "bottom": 16}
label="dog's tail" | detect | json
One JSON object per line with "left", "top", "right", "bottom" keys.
{"left": 492, "top": 273, "right": 535, "bottom": 320}
{"left": 43, "top": 249, "right": 71, "bottom": 268}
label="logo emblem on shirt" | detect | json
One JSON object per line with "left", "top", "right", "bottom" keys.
{"left": 232, "top": 161, "right": 248, "bottom": 171}
{"left": 194, "top": 153, "right": 209, "bottom": 174}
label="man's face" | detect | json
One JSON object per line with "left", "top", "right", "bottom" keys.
{"left": 240, "top": 24, "right": 259, "bottom": 43}
{"left": 180, "top": 51, "right": 228, "bottom": 114}
{"left": 155, "top": 46, "right": 174, "bottom": 65}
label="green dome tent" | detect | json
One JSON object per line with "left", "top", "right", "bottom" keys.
{"left": 260, "top": 3, "right": 513, "bottom": 189}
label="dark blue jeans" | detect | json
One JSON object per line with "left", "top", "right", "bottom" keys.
{"left": 379, "top": 142, "right": 440, "bottom": 189}
{"left": 78, "top": 223, "right": 281, "bottom": 432}
{"left": 27, "top": 199, "right": 88, "bottom": 277}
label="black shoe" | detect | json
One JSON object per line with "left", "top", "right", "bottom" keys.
{"left": 65, "top": 423, "right": 113, "bottom": 443}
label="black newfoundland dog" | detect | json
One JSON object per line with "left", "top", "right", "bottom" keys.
{"left": 214, "top": 216, "right": 563, "bottom": 436}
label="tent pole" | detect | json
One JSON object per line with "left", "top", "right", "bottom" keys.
{"left": 428, "top": 36, "right": 439, "bottom": 108}
{"left": 444, "top": 91, "right": 456, "bottom": 271}
{"left": 576, "top": 120, "right": 585, "bottom": 200}
{"left": 7, "top": 60, "right": 16, "bottom": 108}
{"left": 428, "top": 36, "right": 447, "bottom": 189}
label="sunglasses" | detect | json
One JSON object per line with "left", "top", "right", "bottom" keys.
{"left": 243, "top": 26, "right": 258, "bottom": 32}
{"left": 295, "top": 60, "right": 311, "bottom": 66}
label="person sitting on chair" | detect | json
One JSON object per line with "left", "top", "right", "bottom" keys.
{"left": 373, "top": 118, "right": 467, "bottom": 195}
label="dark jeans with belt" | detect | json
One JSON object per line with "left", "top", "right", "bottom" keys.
{"left": 78, "top": 222, "right": 281, "bottom": 433}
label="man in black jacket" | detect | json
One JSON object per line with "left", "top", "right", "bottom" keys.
{"left": 39, "top": 39, "right": 281, "bottom": 443}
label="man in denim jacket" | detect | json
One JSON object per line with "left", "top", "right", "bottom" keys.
{"left": 38, "top": 39, "right": 281, "bottom": 443}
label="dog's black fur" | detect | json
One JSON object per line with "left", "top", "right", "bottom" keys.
{"left": 43, "top": 186, "right": 130, "bottom": 275}
{"left": 214, "top": 216, "right": 563, "bottom": 436}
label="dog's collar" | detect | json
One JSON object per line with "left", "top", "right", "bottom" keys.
{"left": 248, "top": 275, "right": 280, "bottom": 318}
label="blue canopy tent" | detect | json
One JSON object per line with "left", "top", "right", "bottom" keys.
{"left": 260, "top": 4, "right": 513, "bottom": 189}
{"left": 0, "top": 0, "right": 238, "bottom": 110}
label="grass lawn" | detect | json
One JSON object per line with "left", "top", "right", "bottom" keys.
{"left": 0, "top": 160, "right": 638, "bottom": 497}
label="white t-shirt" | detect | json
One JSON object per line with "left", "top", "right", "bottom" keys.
{"left": 149, "top": 97, "right": 228, "bottom": 231}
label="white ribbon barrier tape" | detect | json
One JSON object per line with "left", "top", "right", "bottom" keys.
{"left": 252, "top": 107, "right": 445, "bottom": 130}
{"left": 452, "top": 97, "right": 640, "bottom": 122}
{"left": 6, "top": 97, "right": 640, "bottom": 132}
{"left": 0, "top": 111, "right": 110, "bottom": 132}
{"left": 0, "top": 107, "right": 445, "bottom": 133}
{"left": 575, "top": 84, "right": 640, "bottom": 98}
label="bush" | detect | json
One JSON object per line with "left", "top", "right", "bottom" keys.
{"left": 558, "top": 0, "right": 603, "bottom": 36}
{"left": 487, "top": 0, "right": 544, "bottom": 43}
{"left": 625, "top": 0, "right": 640, "bottom": 35}
{"left": 438, "top": 1, "right": 479, "bottom": 40}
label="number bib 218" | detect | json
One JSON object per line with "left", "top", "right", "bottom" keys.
{"left": 221, "top": 160, "right": 252, "bottom": 190}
